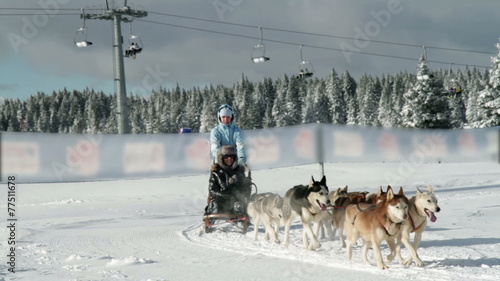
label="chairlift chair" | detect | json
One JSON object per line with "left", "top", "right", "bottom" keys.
{"left": 250, "top": 27, "right": 270, "bottom": 63}
{"left": 251, "top": 44, "right": 270, "bottom": 63}
{"left": 74, "top": 10, "right": 92, "bottom": 47}
{"left": 124, "top": 22, "right": 143, "bottom": 59}
{"left": 446, "top": 64, "right": 463, "bottom": 97}
{"left": 298, "top": 45, "right": 314, "bottom": 78}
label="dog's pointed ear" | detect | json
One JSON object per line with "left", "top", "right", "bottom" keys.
{"left": 387, "top": 187, "right": 395, "bottom": 201}
{"left": 386, "top": 185, "right": 393, "bottom": 193}
{"left": 398, "top": 186, "right": 404, "bottom": 195}
{"left": 427, "top": 185, "right": 434, "bottom": 193}
{"left": 416, "top": 187, "right": 423, "bottom": 195}
{"left": 320, "top": 175, "right": 327, "bottom": 186}
{"left": 377, "top": 186, "right": 383, "bottom": 196}
{"left": 310, "top": 176, "right": 315, "bottom": 186}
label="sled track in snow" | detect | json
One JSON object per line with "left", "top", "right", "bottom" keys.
{"left": 180, "top": 221, "right": 500, "bottom": 281}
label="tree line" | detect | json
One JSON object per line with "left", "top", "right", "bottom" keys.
{"left": 1, "top": 56, "right": 499, "bottom": 134}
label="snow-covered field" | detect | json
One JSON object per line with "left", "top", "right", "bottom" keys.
{"left": 1, "top": 162, "right": 499, "bottom": 281}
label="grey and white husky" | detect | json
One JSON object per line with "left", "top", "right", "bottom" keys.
{"left": 247, "top": 192, "right": 284, "bottom": 243}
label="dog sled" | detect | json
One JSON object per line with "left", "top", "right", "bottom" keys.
{"left": 202, "top": 169, "right": 258, "bottom": 234}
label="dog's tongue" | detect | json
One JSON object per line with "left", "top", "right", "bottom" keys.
{"left": 426, "top": 209, "right": 437, "bottom": 222}
{"left": 317, "top": 200, "right": 327, "bottom": 211}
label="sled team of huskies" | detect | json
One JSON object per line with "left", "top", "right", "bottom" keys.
{"left": 205, "top": 175, "right": 441, "bottom": 270}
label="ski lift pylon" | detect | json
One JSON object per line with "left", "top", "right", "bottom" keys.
{"left": 298, "top": 45, "right": 314, "bottom": 78}
{"left": 251, "top": 27, "right": 270, "bottom": 63}
{"left": 74, "top": 9, "right": 93, "bottom": 47}
{"left": 124, "top": 21, "right": 143, "bottom": 59}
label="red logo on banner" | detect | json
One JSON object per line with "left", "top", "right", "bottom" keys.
{"left": 186, "top": 138, "right": 211, "bottom": 169}
{"left": 379, "top": 133, "right": 399, "bottom": 160}
{"left": 66, "top": 140, "right": 99, "bottom": 176}
{"left": 294, "top": 130, "right": 314, "bottom": 159}
{"left": 458, "top": 132, "right": 476, "bottom": 156}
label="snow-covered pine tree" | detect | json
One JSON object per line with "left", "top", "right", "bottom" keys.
{"left": 315, "top": 79, "right": 331, "bottom": 124}
{"left": 473, "top": 39, "right": 500, "bottom": 128}
{"left": 326, "top": 69, "right": 346, "bottom": 124}
{"left": 341, "top": 70, "right": 358, "bottom": 125}
{"left": 262, "top": 78, "right": 277, "bottom": 128}
{"left": 465, "top": 68, "right": 486, "bottom": 126}
{"left": 184, "top": 87, "right": 203, "bottom": 132}
{"left": 272, "top": 76, "right": 289, "bottom": 127}
{"left": 248, "top": 81, "right": 265, "bottom": 129}
{"left": 8, "top": 99, "right": 22, "bottom": 131}
{"left": 390, "top": 73, "right": 408, "bottom": 127}
{"left": 301, "top": 79, "right": 317, "bottom": 124}
{"left": 282, "top": 75, "right": 302, "bottom": 126}
{"left": 378, "top": 75, "right": 393, "bottom": 127}
{"left": 233, "top": 74, "right": 256, "bottom": 129}
{"left": 129, "top": 95, "right": 145, "bottom": 134}
{"left": 358, "top": 75, "right": 381, "bottom": 126}
{"left": 37, "top": 93, "right": 50, "bottom": 133}
{"left": 25, "top": 96, "right": 38, "bottom": 132}
{"left": 401, "top": 55, "right": 452, "bottom": 129}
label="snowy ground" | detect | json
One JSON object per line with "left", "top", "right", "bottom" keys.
{"left": 1, "top": 162, "right": 499, "bottom": 281}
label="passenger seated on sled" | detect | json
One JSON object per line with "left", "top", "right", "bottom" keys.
{"left": 204, "top": 145, "right": 252, "bottom": 216}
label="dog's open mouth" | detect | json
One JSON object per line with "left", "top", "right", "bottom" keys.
{"left": 425, "top": 208, "right": 437, "bottom": 222}
{"left": 316, "top": 200, "right": 327, "bottom": 211}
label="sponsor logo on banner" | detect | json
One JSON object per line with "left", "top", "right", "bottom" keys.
{"left": 411, "top": 134, "right": 447, "bottom": 158}
{"left": 379, "top": 133, "right": 400, "bottom": 161}
{"left": 186, "top": 138, "right": 212, "bottom": 170}
{"left": 332, "top": 131, "right": 364, "bottom": 157}
{"left": 66, "top": 139, "right": 99, "bottom": 176}
{"left": 124, "top": 142, "right": 165, "bottom": 173}
{"left": 247, "top": 130, "right": 279, "bottom": 164}
{"left": 458, "top": 132, "right": 476, "bottom": 156}
{"left": 294, "top": 129, "right": 315, "bottom": 159}
{"left": 2, "top": 142, "right": 40, "bottom": 174}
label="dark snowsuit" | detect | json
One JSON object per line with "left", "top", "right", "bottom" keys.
{"left": 204, "top": 146, "right": 252, "bottom": 215}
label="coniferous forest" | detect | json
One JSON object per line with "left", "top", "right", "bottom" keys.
{"left": 1, "top": 54, "right": 500, "bottom": 134}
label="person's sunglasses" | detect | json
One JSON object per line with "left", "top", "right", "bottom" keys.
{"left": 223, "top": 154, "right": 236, "bottom": 159}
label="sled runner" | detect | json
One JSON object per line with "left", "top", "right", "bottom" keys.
{"left": 202, "top": 170, "right": 258, "bottom": 234}
{"left": 202, "top": 213, "right": 250, "bottom": 234}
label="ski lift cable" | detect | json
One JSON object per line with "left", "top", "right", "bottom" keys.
{"left": 0, "top": 7, "right": 496, "bottom": 55}
{"left": 0, "top": 13, "right": 80, "bottom": 16}
{"left": 145, "top": 10, "right": 496, "bottom": 56}
{"left": 135, "top": 18, "right": 490, "bottom": 68}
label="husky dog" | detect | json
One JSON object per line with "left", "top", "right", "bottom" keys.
{"left": 327, "top": 185, "right": 389, "bottom": 247}
{"left": 345, "top": 187, "right": 409, "bottom": 269}
{"left": 394, "top": 185, "right": 441, "bottom": 266}
{"left": 247, "top": 193, "right": 284, "bottom": 243}
{"left": 282, "top": 175, "right": 330, "bottom": 250}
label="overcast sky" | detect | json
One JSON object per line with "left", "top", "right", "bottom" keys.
{"left": 1, "top": 0, "right": 499, "bottom": 100}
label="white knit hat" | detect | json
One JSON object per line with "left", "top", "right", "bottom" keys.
{"left": 217, "top": 104, "right": 234, "bottom": 121}
{"left": 219, "top": 107, "right": 233, "bottom": 117}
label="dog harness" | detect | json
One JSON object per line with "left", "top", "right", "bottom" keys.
{"left": 349, "top": 204, "right": 376, "bottom": 225}
{"left": 378, "top": 214, "right": 402, "bottom": 237}
{"left": 409, "top": 214, "right": 425, "bottom": 233}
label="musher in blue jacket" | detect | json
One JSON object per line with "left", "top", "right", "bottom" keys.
{"left": 210, "top": 104, "right": 247, "bottom": 166}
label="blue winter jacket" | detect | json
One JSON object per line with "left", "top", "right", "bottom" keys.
{"left": 210, "top": 121, "right": 247, "bottom": 165}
